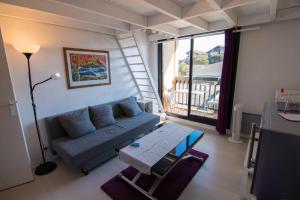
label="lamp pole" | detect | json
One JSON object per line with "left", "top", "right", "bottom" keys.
{"left": 24, "top": 53, "right": 46, "bottom": 164}
{"left": 23, "top": 53, "right": 57, "bottom": 176}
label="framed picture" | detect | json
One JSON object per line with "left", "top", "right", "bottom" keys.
{"left": 63, "top": 47, "right": 111, "bottom": 89}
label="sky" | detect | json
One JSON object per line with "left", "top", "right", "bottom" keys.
{"left": 176, "top": 34, "right": 225, "bottom": 60}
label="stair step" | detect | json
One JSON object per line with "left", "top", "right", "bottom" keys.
{"left": 143, "top": 97, "right": 156, "bottom": 100}
{"left": 140, "top": 90, "right": 154, "bottom": 93}
{"left": 118, "top": 35, "right": 134, "bottom": 40}
{"left": 122, "top": 45, "right": 137, "bottom": 49}
{"left": 126, "top": 55, "right": 140, "bottom": 58}
{"left": 132, "top": 70, "right": 146, "bottom": 73}
{"left": 128, "top": 63, "right": 144, "bottom": 65}
{"left": 117, "top": 33, "right": 133, "bottom": 39}
{"left": 137, "top": 84, "right": 150, "bottom": 86}
{"left": 135, "top": 78, "right": 148, "bottom": 79}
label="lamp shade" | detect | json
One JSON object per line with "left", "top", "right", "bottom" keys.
{"left": 13, "top": 43, "right": 40, "bottom": 54}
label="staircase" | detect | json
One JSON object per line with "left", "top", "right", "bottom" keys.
{"left": 115, "top": 32, "right": 164, "bottom": 114}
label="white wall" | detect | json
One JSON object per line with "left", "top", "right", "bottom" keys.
{"left": 234, "top": 19, "right": 300, "bottom": 114}
{"left": 0, "top": 16, "right": 139, "bottom": 166}
{"left": 148, "top": 42, "right": 158, "bottom": 85}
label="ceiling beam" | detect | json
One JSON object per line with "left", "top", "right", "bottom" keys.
{"left": 179, "top": 26, "right": 203, "bottom": 36}
{"left": 147, "top": 14, "right": 174, "bottom": 27}
{"left": 275, "top": 6, "right": 300, "bottom": 22}
{"left": 141, "top": 0, "right": 181, "bottom": 19}
{"left": 52, "top": 0, "right": 147, "bottom": 27}
{"left": 221, "top": 9, "right": 238, "bottom": 26}
{"left": 205, "top": 0, "right": 237, "bottom": 26}
{"left": 152, "top": 6, "right": 300, "bottom": 40}
{"left": 182, "top": 1, "right": 216, "bottom": 19}
{"left": 208, "top": 20, "right": 231, "bottom": 31}
{"left": 0, "top": 0, "right": 130, "bottom": 31}
{"left": 238, "top": 6, "right": 300, "bottom": 27}
{"left": 222, "top": 0, "right": 257, "bottom": 10}
{"left": 185, "top": 18, "right": 208, "bottom": 31}
{"left": 151, "top": 24, "right": 179, "bottom": 36}
{"left": 142, "top": 0, "right": 209, "bottom": 32}
{"left": 0, "top": 3, "right": 115, "bottom": 35}
{"left": 269, "top": 0, "right": 278, "bottom": 21}
{"left": 149, "top": 0, "right": 253, "bottom": 27}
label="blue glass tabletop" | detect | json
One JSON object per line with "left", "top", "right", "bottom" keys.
{"left": 152, "top": 130, "right": 204, "bottom": 176}
{"left": 172, "top": 130, "right": 204, "bottom": 157}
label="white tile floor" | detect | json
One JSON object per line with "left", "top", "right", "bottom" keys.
{"left": 0, "top": 123, "right": 247, "bottom": 200}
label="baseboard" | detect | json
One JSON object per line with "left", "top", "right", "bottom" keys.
{"left": 167, "top": 116, "right": 251, "bottom": 140}
{"left": 166, "top": 115, "right": 217, "bottom": 133}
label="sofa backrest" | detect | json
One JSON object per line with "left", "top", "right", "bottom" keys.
{"left": 45, "top": 96, "right": 136, "bottom": 141}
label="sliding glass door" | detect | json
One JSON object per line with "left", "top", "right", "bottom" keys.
{"left": 160, "top": 32, "right": 225, "bottom": 125}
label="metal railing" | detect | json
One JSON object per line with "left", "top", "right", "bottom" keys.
{"left": 173, "top": 76, "right": 220, "bottom": 112}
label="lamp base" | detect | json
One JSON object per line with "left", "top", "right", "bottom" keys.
{"left": 35, "top": 161, "right": 57, "bottom": 176}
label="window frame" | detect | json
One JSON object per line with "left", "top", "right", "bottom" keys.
{"left": 158, "top": 31, "right": 226, "bottom": 126}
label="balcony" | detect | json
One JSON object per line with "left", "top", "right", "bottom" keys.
{"left": 163, "top": 76, "right": 220, "bottom": 119}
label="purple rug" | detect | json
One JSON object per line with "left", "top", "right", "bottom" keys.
{"left": 101, "top": 149, "right": 209, "bottom": 200}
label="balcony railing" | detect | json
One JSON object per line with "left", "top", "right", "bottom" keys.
{"left": 164, "top": 76, "right": 220, "bottom": 116}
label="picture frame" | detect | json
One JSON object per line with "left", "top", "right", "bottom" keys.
{"left": 63, "top": 47, "right": 111, "bottom": 89}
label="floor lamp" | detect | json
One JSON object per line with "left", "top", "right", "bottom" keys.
{"left": 13, "top": 43, "right": 59, "bottom": 176}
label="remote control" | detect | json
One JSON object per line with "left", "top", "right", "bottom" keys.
{"left": 130, "top": 142, "right": 140, "bottom": 147}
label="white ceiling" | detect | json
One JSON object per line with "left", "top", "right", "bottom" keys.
{"left": 201, "top": 11, "right": 226, "bottom": 22}
{"left": 172, "top": 0, "right": 200, "bottom": 7}
{"left": 168, "top": 20, "right": 192, "bottom": 28}
{"left": 107, "top": 0, "right": 159, "bottom": 16}
{"left": 235, "top": 0, "right": 270, "bottom": 16}
{"left": 0, "top": 0, "right": 299, "bottom": 38}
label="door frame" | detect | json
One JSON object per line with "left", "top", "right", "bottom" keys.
{"left": 158, "top": 31, "right": 225, "bottom": 126}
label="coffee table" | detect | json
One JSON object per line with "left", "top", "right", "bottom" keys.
{"left": 118, "top": 123, "right": 204, "bottom": 200}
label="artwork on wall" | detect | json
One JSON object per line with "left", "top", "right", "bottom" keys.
{"left": 63, "top": 47, "right": 111, "bottom": 89}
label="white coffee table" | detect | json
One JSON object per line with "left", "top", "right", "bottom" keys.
{"left": 118, "top": 123, "right": 204, "bottom": 200}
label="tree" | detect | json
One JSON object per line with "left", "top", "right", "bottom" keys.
{"left": 179, "top": 62, "right": 189, "bottom": 76}
{"left": 193, "top": 54, "right": 209, "bottom": 65}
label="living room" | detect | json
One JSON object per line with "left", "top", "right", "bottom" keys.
{"left": 0, "top": 0, "right": 300, "bottom": 200}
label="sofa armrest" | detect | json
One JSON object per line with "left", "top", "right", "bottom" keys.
{"left": 137, "top": 100, "right": 153, "bottom": 113}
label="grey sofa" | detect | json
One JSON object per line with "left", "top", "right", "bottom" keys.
{"left": 46, "top": 97, "right": 160, "bottom": 174}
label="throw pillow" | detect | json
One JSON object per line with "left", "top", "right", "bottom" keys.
{"left": 119, "top": 97, "right": 142, "bottom": 117}
{"left": 89, "top": 104, "right": 116, "bottom": 129}
{"left": 58, "top": 108, "right": 96, "bottom": 139}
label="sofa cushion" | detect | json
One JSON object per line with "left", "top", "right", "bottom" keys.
{"left": 58, "top": 108, "right": 96, "bottom": 139}
{"left": 115, "top": 112, "right": 160, "bottom": 132}
{"left": 89, "top": 104, "right": 116, "bottom": 129}
{"left": 52, "top": 125, "right": 127, "bottom": 166}
{"left": 119, "top": 97, "right": 142, "bottom": 117}
{"left": 52, "top": 112, "right": 160, "bottom": 167}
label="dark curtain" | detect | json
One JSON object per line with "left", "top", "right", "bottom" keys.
{"left": 216, "top": 28, "right": 241, "bottom": 134}
{"left": 157, "top": 43, "right": 163, "bottom": 100}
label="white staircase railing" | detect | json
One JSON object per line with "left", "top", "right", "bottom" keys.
{"left": 115, "top": 32, "right": 164, "bottom": 114}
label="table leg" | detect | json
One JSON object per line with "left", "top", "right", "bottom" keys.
{"left": 183, "top": 153, "right": 204, "bottom": 162}
{"left": 148, "top": 177, "right": 161, "bottom": 195}
{"left": 118, "top": 173, "right": 158, "bottom": 200}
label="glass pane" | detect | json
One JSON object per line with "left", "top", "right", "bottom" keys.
{"left": 191, "top": 33, "right": 224, "bottom": 119}
{"left": 162, "top": 39, "right": 191, "bottom": 116}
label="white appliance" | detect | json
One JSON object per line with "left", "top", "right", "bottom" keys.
{"left": 275, "top": 88, "right": 300, "bottom": 103}
{"left": 275, "top": 88, "right": 300, "bottom": 111}
{"left": 229, "top": 104, "right": 243, "bottom": 143}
